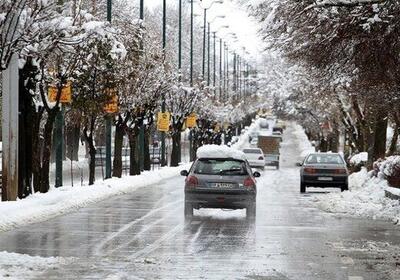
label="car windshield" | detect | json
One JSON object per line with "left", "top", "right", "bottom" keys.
{"left": 243, "top": 149, "right": 261, "bottom": 154}
{"left": 194, "top": 159, "right": 248, "bottom": 175}
{"left": 306, "top": 154, "right": 344, "bottom": 165}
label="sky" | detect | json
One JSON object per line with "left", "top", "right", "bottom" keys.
{"left": 144, "top": 0, "right": 265, "bottom": 62}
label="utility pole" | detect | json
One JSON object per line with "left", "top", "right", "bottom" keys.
{"left": 213, "top": 31, "right": 216, "bottom": 96}
{"left": 207, "top": 22, "right": 210, "bottom": 86}
{"left": 161, "top": 0, "right": 167, "bottom": 166}
{"left": 105, "top": 0, "right": 113, "bottom": 178}
{"left": 219, "top": 38, "right": 222, "bottom": 100}
{"left": 138, "top": 0, "right": 145, "bottom": 171}
{"left": 55, "top": 0, "right": 65, "bottom": 187}
{"left": 202, "top": 8, "right": 207, "bottom": 80}
{"left": 190, "top": 0, "right": 194, "bottom": 86}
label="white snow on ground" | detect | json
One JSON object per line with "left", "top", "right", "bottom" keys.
{"left": 316, "top": 170, "right": 400, "bottom": 223}
{"left": 0, "top": 251, "right": 72, "bottom": 280}
{"left": 196, "top": 145, "right": 246, "bottom": 160}
{"left": 291, "top": 123, "right": 315, "bottom": 159}
{"left": 0, "top": 165, "right": 190, "bottom": 232}
{"left": 291, "top": 124, "right": 400, "bottom": 224}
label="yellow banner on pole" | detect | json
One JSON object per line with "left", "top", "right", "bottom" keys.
{"left": 186, "top": 113, "right": 197, "bottom": 128}
{"left": 104, "top": 94, "right": 119, "bottom": 114}
{"left": 48, "top": 82, "right": 72, "bottom": 103}
{"left": 157, "top": 112, "right": 170, "bottom": 132}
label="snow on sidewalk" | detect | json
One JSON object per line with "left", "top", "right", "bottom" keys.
{"left": 291, "top": 123, "right": 400, "bottom": 224}
{"left": 316, "top": 169, "right": 400, "bottom": 224}
{"left": 0, "top": 165, "right": 190, "bottom": 232}
{"left": 0, "top": 251, "right": 73, "bottom": 280}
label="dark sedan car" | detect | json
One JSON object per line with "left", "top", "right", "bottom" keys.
{"left": 181, "top": 156, "right": 260, "bottom": 219}
{"left": 299, "top": 153, "right": 348, "bottom": 193}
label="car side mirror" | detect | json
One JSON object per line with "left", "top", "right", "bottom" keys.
{"left": 253, "top": 171, "right": 261, "bottom": 178}
{"left": 180, "top": 170, "right": 189, "bottom": 176}
{"left": 296, "top": 162, "right": 303, "bottom": 167}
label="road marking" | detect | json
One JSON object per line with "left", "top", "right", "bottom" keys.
{"left": 348, "top": 277, "right": 363, "bottom": 280}
{"left": 127, "top": 223, "right": 184, "bottom": 260}
{"left": 94, "top": 199, "right": 182, "bottom": 255}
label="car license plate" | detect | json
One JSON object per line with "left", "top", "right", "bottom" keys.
{"left": 214, "top": 183, "right": 234, "bottom": 188}
{"left": 318, "top": 177, "right": 333, "bottom": 181}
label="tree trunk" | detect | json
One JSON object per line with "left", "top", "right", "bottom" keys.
{"left": 387, "top": 125, "right": 399, "bottom": 156}
{"left": 18, "top": 61, "right": 36, "bottom": 198}
{"left": 112, "top": 123, "right": 124, "bottom": 178}
{"left": 88, "top": 144, "right": 96, "bottom": 185}
{"left": 388, "top": 114, "right": 400, "bottom": 156}
{"left": 372, "top": 111, "right": 388, "bottom": 163}
{"left": 129, "top": 133, "right": 140, "bottom": 175}
{"left": 40, "top": 110, "right": 57, "bottom": 193}
{"left": 144, "top": 129, "right": 151, "bottom": 171}
{"left": 31, "top": 109, "right": 43, "bottom": 193}
{"left": 66, "top": 123, "right": 80, "bottom": 161}
{"left": 171, "top": 132, "right": 181, "bottom": 167}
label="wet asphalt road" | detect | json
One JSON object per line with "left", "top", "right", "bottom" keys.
{"left": 1, "top": 124, "right": 400, "bottom": 280}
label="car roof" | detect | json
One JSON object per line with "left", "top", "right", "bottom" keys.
{"left": 308, "top": 152, "right": 341, "bottom": 156}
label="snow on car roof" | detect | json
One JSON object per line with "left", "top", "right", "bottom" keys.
{"left": 196, "top": 145, "right": 246, "bottom": 161}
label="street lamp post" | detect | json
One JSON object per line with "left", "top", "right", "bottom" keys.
{"left": 190, "top": 0, "right": 194, "bottom": 87}
{"left": 138, "top": 0, "right": 145, "bottom": 171}
{"left": 207, "top": 22, "right": 211, "bottom": 86}
{"left": 104, "top": 0, "right": 112, "bottom": 179}
{"left": 213, "top": 31, "right": 216, "bottom": 95}
{"left": 219, "top": 38, "right": 222, "bottom": 100}
{"left": 199, "top": 0, "right": 223, "bottom": 82}
{"left": 161, "top": 0, "right": 167, "bottom": 167}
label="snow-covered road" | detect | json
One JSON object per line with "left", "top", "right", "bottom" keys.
{"left": 0, "top": 123, "right": 400, "bottom": 279}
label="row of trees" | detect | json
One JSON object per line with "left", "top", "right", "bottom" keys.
{"left": 247, "top": 0, "right": 400, "bottom": 165}
{"left": 1, "top": 0, "right": 265, "bottom": 200}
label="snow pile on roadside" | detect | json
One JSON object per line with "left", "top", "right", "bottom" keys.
{"left": 350, "top": 152, "right": 368, "bottom": 165}
{"left": 0, "top": 165, "right": 189, "bottom": 232}
{"left": 316, "top": 168, "right": 400, "bottom": 223}
{"left": 291, "top": 123, "right": 315, "bottom": 158}
{"left": 197, "top": 145, "right": 246, "bottom": 160}
{"left": 0, "top": 251, "right": 72, "bottom": 279}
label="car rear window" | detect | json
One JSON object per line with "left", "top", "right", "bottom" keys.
{"left": 194, "top": 159, "right": 248, "bottom": 175}
{"left": 306, "top": 154, "right": 344, "bottom": 164}
{"left": 243, "top": 149, "right": 262, "bottom": 154}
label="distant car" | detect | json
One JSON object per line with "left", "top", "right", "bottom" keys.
{"left": 181, "top": 146, "right": 260, "bottom": 219}
{"left": 299, "top": 153, "right": 349, "bottom": 193}
{"left": 243, "top": 148, "right": 265, "bottom": 169}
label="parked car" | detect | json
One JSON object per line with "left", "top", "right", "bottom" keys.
{"left": 181, "top": 146, "right": 260, "bottom": 219}
{"left": 243, "top": 148, "right": 265, "bottom": 169}
{"left": 298, "top": 153, "right": 349, "bottom": 193}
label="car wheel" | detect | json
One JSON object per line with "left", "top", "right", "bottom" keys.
{"left": 300, "top": 182, "right": 306, "bottom": 193}
{"left": 276, "top": 164, "right": 280, "bottom": 170}
{"left": 184, "top": 202, "right": 193, "bottom": 217}
{"left": 246, "top": 203, "right": 256, "bottom": 219}
{"left": 341, "top": 183, "right": 349, "bottom": 192}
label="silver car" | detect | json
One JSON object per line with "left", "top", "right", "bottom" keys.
{"left": 181, "top": 157, "right": 260, "bottom": 218}
{"left": 299, "top": 153, "right": 349, "bottom": 193}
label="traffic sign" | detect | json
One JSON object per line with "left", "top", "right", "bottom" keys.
{"left": 48, "top": 82, "right": 72, "bottom": 103}
{"left": 186, "top": 113, "right": 197, "bottom": 128}
{"left": 157, "top": 112, "right": 170, "bottom": 132}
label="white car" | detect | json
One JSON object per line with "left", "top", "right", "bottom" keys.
{"left": 243, "top": 148, "right": 265, "bottom": 169}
